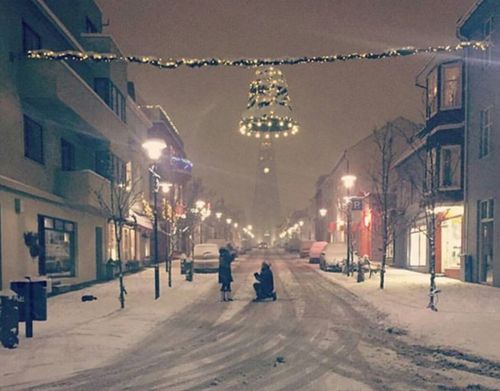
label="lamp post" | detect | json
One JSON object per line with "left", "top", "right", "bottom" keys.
{"left": 215, "top": 212, "right": 222, "bottom": 238}
{"left": 196, "top": 200, "right": 206, "bottom": 244}
{"left": 318, "top": 208, "right": 327, "bottom": 241}
{"left": 160, "top": 181, "right": 173, "bottom": 287}
{"left": 226, "top": 218, "right": 232, "bottom": 242}
{"left": 341, "top": 174, "right": 357, "bottom": 276}
{"left": 142, "top": 137, "right": 167, "bottom": 299}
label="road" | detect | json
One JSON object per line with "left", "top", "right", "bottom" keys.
{"left": 23, "top": 251, "right": 500, "bottom": 391}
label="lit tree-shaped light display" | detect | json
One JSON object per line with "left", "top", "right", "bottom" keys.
{"left": 239, "top": 67, "right": 299, "bottom": 139}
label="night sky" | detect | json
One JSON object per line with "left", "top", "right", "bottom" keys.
{"left": 97, "top": 0, "right": 474, "bottom": 219}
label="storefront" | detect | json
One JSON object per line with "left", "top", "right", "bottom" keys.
{"left": 408, "top": 225, "right": 427, "bottom": 268}
{"left": 38, "top": 215, "right": 76, "bottom": 278}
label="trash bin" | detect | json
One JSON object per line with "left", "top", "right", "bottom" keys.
{"left": 180, "top": 259, "right": 187, "bottom": 275}
{"left": 185, "top": 260, "right": 193, "bottom": 282}
{"left": 0, "top": 290, "right": 19, "bottom": 349}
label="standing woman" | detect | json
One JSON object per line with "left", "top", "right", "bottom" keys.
{"left": 218, "top": 247, "right": 234, "bottom": 301}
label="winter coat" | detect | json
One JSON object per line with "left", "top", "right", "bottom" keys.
{"left": 254, "top": 264, "right": 274, "bottom": 295}
{"left": 218, "top": 248, "right": 234, "bottom": 285}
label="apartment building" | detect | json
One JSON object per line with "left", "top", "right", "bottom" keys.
{"left": 0, "top": 0, "right": 190, "bottom": 291}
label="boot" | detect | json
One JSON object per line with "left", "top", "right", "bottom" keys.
{"left": 220, "top": 291, "right": 226, "bottom": 302}
{"left": 226, "top": 291, "right": 233, "bottom": 301}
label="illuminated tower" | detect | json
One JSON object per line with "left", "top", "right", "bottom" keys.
{"left": 252, "top": 140, "right": 282, "bottom": 243}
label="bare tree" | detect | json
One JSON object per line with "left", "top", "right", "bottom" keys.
{"left": 397, "top": 132, "right": 441, "bottom": 311}
{"left": 369, "top": 122, "right": 416, "bottom": 289}
{"left": 95, "top": 178, "right": 143, "bottom": 309}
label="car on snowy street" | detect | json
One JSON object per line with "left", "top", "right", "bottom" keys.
{"left": 193, "top": 243, "right": 220, "bottom": 273}
{"left": 308, "top": 241, "right": 328, "bottom": 264}
{"left": 319, "top": 242, "right": 347, "bottom": 272}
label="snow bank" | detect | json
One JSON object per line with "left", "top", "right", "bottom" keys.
{"left": 0, "top": 262, "right": 218, "bottom": 388}
{"left": 315, "top": 265, "right": 500, "bottom": 361}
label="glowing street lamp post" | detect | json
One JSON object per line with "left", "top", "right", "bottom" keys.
{"left": 341, "top": 174, "right": 357, "bottom": 277}
{"left": 142, "top": 137, "right": 167, "bottom": 299}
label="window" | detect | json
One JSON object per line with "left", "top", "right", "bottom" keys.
{"left": 483, "top": 17, "right": 494, "bottom": 67}
{"left": 22, "top": 22, "right": 41, "bottom": 52}
{"left": 426, "top": 69, "right": 438, "bottom": 118}
{"left": 39, "top": 215, "right": 76, "bottom": 277}
{"left": 425, "top": 148, "right": 437, "bottom": 193}
{"left": 440, "top": 145, "right": 461, "bottom": 189}
{"left": 479, "top": 107, "right": 492, "bottom": 158}
{"left": 61, "top": 139, "right": 75, "bottom": 171}
{"left": 95, "top": 150, "right": 125, "bottom": 182}
{"left": 409, "top": 226, "right": 427, "bottom": 267}
{"left": 125, "top": 162, "right": 132, "bottom": 190}
{"left": 85, "top": 16, "right": 97, "bottom": 33}
{"left": 441, "top": 63, "right": 462, "bottom": 109}
{"left": 94, "top": 78, "right": 127, "bottom": 122}
{"left": 479, "top": 199, "right": 494, "bottom": 221}
{"left": 24, "top": 116, "right": 44, "bottom": 164}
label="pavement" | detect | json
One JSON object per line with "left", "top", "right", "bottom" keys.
{"left": 1, "top": 252, "right": 499, "bottom": 390}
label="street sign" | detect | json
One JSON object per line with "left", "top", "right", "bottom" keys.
{"left": 351, "top": 197, "right": 363, "bottom": 211}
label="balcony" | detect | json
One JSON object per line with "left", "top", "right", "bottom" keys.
{"left": 54, "top": 169, "right": 110, "bottom": 211}
{"left": 18, "top": 59, "right": 127, "bottom": 142}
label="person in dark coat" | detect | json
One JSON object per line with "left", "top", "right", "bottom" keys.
{"left": 253, "top": 261, "right": 277, "bottom": 301}
{"left": 219, "top": 247, "right": 235, "bottom": 301}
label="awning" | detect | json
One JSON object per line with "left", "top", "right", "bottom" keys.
{"left": 129, "top": 211, "right": 153, "bottom": 230}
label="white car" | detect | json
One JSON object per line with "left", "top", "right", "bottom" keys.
{"left": 319, "top": 243, "right": 347, "bottom": 272}
{"left": 193, "top": 243, "right": 219, "bottom": 273}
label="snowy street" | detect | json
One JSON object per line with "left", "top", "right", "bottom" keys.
{"left": 3, "top": 251, "right": 499, "bottom": 391}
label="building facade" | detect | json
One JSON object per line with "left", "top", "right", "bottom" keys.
{"left": 458, "top": 0, "right": 500, "bottom": 287}
{"left": 0, "top": 0, "right": 189, "bottom": 291}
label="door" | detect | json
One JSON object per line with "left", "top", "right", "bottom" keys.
{"left": 95, "top": 227, "right": 103, "bottom": 280}
{"left": 0, "top": 205, "right": 2, "bottom": 290}
{"left": 479, "top": 221, "right": 494, "bottom": 284}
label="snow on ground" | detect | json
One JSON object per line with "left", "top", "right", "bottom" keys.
{"left": 0, "top": 261, "right": 218, "bottom": 388}
{"left": 314, "top": 263, "right": 500, "bottom": 362}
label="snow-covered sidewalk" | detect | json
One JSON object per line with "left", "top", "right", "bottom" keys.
{"left": 0, "top": 261, "right": 218, "bottom": 389}
{"left": 315, "top": 264, "right": 500, "bottom": 362}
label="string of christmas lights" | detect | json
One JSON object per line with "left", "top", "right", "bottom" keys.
{"left": 27, "top": 41, "right": 486, "bottom": 70}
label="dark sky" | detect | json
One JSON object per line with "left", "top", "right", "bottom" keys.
{"left": 97, "top": 0, "right": 473, "bottom": 218}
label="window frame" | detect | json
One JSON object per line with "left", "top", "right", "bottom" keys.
{"left": 479, "top": 106, "right": 492, "bottom": 159}
{"left": 22, "top": 22, "right": 41, "bottom": 52}
{"left": 482, "top": 16, "right": 494, "bottom": 68}
{"left": 439, "top": 144, "right": 461, "bottom": 190}
{"left": 426, "top": 69, "right": 438, "bottom": 118}
{"left": 440, "top": 62, "right": 462, "bottom": 111}
{"left": 60, "top": 138, "right": 76, "bottom": 171}
{"left": 24, "top": 116, "right": 44, "bottom": 164}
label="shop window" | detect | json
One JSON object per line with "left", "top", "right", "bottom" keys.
{"left": 426, "top": 69, "right": 438, "bottom": 118}
{"left": 61, "top": 138, "right": 75, "bottom": 171}
{"left": 39, "top": 216, "right": 76, "bottom": 277}
{"left": 22, "top": 22, "right": 41, "bottom": 52}
{"left": 479, "top": 107, "right": 492, "bottom": 158}
{"left": 409, "top": 226, "right": 427, "bottom": 267}
{"left": 440, "top": 145, "right": 461, "bottom": 189}
{"left": 440, "top": 63, "right": 462, "bottom": 110}
{"left": 24, "top": 116, "right": 44, "bottom": 164}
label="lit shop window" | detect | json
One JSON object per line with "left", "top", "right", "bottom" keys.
{"left": 40, "top": 216, "right": 76, "bottom": 277}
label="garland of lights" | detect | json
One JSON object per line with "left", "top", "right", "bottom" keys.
{"left": 27, "top": 41, "right": 486, "bottom": 70}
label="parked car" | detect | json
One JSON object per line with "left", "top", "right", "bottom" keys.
{"left": 319, "top": 242, "right": 347, "bottom": 272}
{"left": 309, "top": 241, "right": 328, "bottom": 264}
{"left": 258, "top": 242, "right": 268, "bottom": 249}
{"left": 299, "top": 240, "right": 314, "bottom": 258}
{"left": 193, "top": 243, "right": 219, "bottom": 273}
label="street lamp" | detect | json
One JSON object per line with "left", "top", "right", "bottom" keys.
{"left": 215, "top": 212, "right": 222, "bottom": 220}
{"left": 341, "top": 174, "right": 357, "bottom": 276}
{"left": 142, "top": 137, "right": 167, "bottom": 299}
{"left": 319, "top": 208, "right": 328, "bottom": 217}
